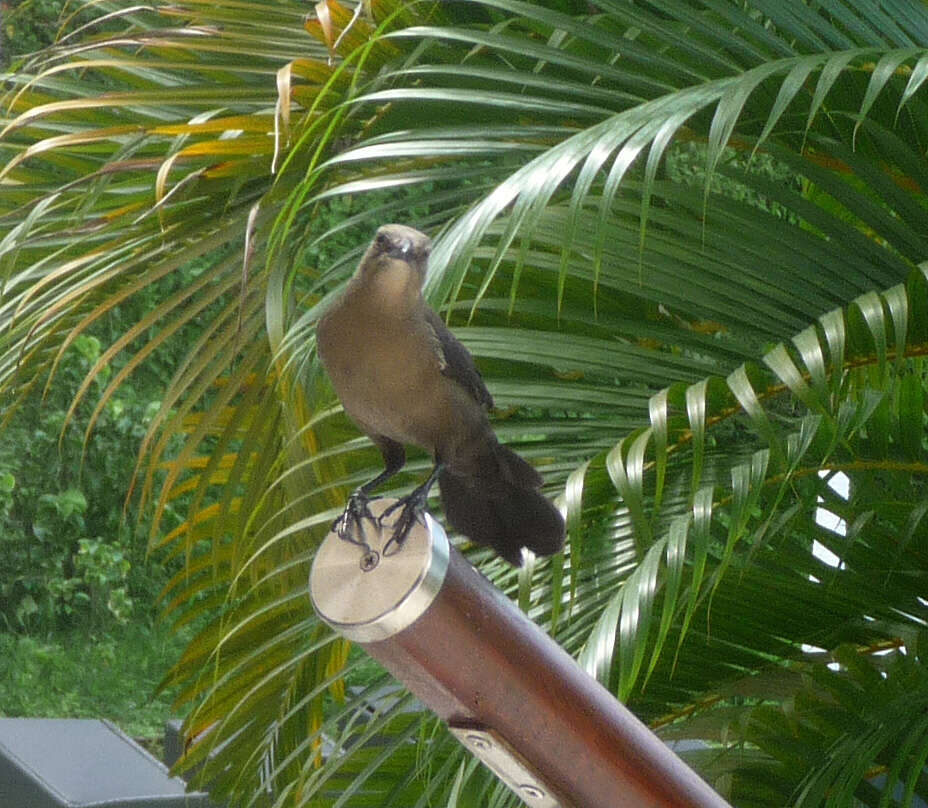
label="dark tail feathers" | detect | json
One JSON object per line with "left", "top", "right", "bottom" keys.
{"left": 439, "top": 443, "right": 565, "bottom": 565}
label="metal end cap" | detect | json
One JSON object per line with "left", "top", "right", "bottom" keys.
{"left": 309, "top": 498, "right": 449, "bottom": 643}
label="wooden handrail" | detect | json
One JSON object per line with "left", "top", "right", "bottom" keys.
{"left": 310, "top": 500, "right": 732, "bottom": 808}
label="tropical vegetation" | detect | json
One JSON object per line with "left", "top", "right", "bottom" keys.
{"left": 2, "top": 0, "right": 928, "bottom": 806}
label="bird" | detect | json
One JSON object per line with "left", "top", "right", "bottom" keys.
{"left": 315, "top": 224, "right": 565, "bottom": 565}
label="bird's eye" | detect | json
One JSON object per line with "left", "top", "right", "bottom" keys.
{"left": 375, "top": 232, "right": 391, "bottom": 249}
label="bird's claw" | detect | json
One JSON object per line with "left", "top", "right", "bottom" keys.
{"left": 379, "top": 493, "right": 427, "bottom": 556}
{"left": 332, "top": 490, "right": 378, "bottom": 546}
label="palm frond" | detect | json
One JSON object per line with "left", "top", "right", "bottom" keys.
{"left": 3, "top": 1, "right": 928, "bottom": 805}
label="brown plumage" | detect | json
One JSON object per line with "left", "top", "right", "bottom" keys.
{"left": 316, "top": 224, "right": 565, "bottom": 565}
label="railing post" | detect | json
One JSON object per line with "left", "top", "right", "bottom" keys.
{"left": 310, "top": 499, "right": 731, "bottom": 808}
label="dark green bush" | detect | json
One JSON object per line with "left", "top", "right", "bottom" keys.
{"left": 0, "top": 334, "right": 166, "bottom": 631}
{"left": 2, "top": 0, "right": 109, "bottom": 65}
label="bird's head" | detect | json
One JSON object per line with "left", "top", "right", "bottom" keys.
{"left": 360, "top": 224, "right": 431, "bottom": 286}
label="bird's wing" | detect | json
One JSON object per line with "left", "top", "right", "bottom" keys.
{"left": 424, "top": 307, "right": 494, "bottom": 410}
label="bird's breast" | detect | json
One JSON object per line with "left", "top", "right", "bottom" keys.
{"left": 318, "top": 299, "right": 462, "bottom": 450}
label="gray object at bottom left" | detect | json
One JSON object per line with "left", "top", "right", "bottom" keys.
{"left": 0, "top": 718, "right": 213, "bottom": 808}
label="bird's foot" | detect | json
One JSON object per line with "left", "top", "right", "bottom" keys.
{"left": 332, "top": 490, "right": 378, "bottom": 546}
{"left": 379, "top": 488, "right": 429, "bottom": 556}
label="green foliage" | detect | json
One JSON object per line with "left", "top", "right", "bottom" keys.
{"left": 0, "top": 333, "right": 165, "bottom": 631}
{"left": 3, "top": 0, "right": 81, "bottom": 64}
{"left": 3, "top": 0, "right": 928, "bottom": 806}
{"left": 0, "top": 619, "right": 192, "bottom": 740}
{"left": 665, "top": 141, "right": 801, "bottom": 221}
{"left": 3, "top": 0, "right": 63, "bottom": 58}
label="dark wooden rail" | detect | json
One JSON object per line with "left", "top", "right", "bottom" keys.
{"left": 310, "top": 500, "right": 732, "bottom": 808}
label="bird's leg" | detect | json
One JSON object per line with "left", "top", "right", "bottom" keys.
{"left": 333, "top": 440, "right": 405, "bottom": 545}
{"left": 380, "top": 462, "right": 443, "bottom": 556}
{"left": 332, "top": 475, "right": 384, "bottom": 546}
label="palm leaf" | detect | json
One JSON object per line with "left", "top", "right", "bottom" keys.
{"left": 3, "top": 1, "right": 928, "bottom": 805}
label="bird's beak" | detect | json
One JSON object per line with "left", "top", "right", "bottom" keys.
{"left": 398, "top": 238, "right": 413, "bottom": 257}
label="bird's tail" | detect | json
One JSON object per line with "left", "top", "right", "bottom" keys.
{"left": 438, "top": 442, "right": 565, "bottom": 565}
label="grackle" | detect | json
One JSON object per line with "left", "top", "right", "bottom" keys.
{"left": 316, "top": 224, "right": 565, "bottom": 565}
